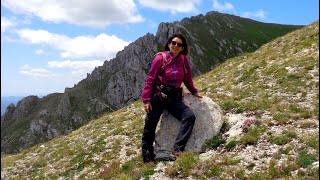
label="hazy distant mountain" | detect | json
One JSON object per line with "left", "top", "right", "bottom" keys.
{"left": 1, "top": 96, "right": 24, "bottom": 115}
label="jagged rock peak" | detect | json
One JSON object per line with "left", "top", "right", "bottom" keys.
{"left": 1, "top": 103, "right": 16, "bottom": 124}
{"left": 2, "top": 95, "right": 39, "bottom": 122}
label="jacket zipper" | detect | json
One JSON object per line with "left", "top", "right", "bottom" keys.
{"left": 173, "top": 57, "right": 177, "bottom": 80}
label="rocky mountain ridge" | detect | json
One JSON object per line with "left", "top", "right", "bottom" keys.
{"left": 1, "top": 11, "right": 302, "bottom": 155}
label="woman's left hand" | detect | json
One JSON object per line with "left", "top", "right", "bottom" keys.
{"left": 194, "top": 92, "right": 203, "bottom": 98}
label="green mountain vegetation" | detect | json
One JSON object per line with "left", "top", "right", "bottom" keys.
{"left": 1, "top": 20, "right": 318, "bottom": 179}
{"left": 180, "top": 12, "right": 303, "bottom": 74}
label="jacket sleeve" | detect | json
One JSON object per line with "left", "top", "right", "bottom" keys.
{"left": 183, "top": 56, "right": 198, "bottom": 95}
{"left": 141, "top": 55, "right": 163, "bottom": 103}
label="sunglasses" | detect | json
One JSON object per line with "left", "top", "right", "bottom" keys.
{"left": 170, "top": 41, "right": 183, "bottom": 47}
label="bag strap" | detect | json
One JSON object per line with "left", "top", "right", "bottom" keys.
{"left": 155, "top": 52, "right": 167, "bottom": 73}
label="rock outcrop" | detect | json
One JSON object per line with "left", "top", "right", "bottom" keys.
{"left": 154, "top": 95, "right": 223, "bottom": 159}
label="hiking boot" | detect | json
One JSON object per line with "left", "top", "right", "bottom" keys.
{"left": 149, "top": 147, "right": 155, "bottom": 161}
{"left": 168, "top": 153, "right": 177, "bottom": 161}
{"left": 156, "top": 150, "right": 184, "bottom": 162}
{"left": 172, "top": 150, "right": 183, "bottom": 157}
{"left": 144, "top": 161, "right": 155, "bottom": 166}
{"left": 155, "top": 153, "right": 177, "bottom": 161}
{"left": 142, "top": 149, "right": 155, "bottom": 163}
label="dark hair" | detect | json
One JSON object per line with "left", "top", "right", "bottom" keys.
{"left": 164, "top": 33, "right": 189, "bottom": 55}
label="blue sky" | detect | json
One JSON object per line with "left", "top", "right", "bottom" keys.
{"left": 1, "top": 0, "right": 319, "bottom": 97}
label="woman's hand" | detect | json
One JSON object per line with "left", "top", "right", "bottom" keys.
{"left": 194, "top": 92, "right": 203, "bottom": 98}
{"left": 144, "top": 103, "right": 152, "bottom": 113}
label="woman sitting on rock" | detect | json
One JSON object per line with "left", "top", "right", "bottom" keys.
{"left": 141, "top": 33, "right": 202, "bottom": 164}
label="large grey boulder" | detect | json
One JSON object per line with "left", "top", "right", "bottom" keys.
{"left": 154, "top": 94, "right": 223, "bottom": 159}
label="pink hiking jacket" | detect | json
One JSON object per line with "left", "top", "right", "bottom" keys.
{"left": 141, "top": 51, "right": 198, "bottom": 103}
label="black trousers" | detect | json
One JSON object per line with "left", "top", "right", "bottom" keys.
{"left": 141, "top": 93, "right": 195, "bottom": 161}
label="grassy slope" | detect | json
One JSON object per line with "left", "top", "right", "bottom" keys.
{"left": 197, "top": 21, "right": 319, "bottom": 120}
{"left": 1, "top": 21, "right": 318, "bottom": 179}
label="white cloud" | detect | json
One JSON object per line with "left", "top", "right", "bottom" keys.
{"left": 59, "top": 34, "right": 130, "bottom": 59}
{"left": 139, "top": 0, "right": 200, "bottom": 14}
{"left": 15, "top": 29, "right": 130, "bottom": 59}
{"left": 19, "top": 60, "right": 103, "bottom": 80}
{"left": 20, "top": 64, "right": 31, "bottom": 70}
{"left": 241, "top": 9, "right": 267, "bottom": 19}
{"left": 19, "top": 67, "right": 58, "bottom": 78}
{"left": 1, "top": 17, "right": 15, "bottom": 32}
{"left": 212, "top": 0, "right": 235, "bottom": 12}
{"left": 2, "top": 0, "right": 144, "bottom": 28}
{"left": 48, "top": 60, "right": 104, "bottom": 78}
{"left": 212, "top": 1, "right": 266, "bottom": 20}
{"left": 15, "top": 29, "right": 69, "bottom": 44}
{"left": 35, "top": 49, "right": 45, "bottom": 55}
{"left": 48, "top": 60, "right": 103, "bottom": 70}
